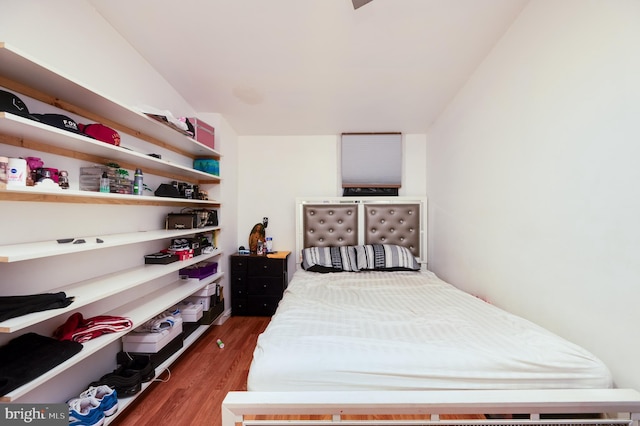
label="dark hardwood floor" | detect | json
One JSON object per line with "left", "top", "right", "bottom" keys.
{"left": 110, "top": 316, "right": 271, "bottom": 426}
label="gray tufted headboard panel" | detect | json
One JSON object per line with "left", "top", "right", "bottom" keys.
{"left": 364, "top": 203, "right": 421, "bottom": 259}
{"left": 296, "top": 197, "right": 427, "bottom": 266}
{"left": 302, "top": 204, "right": 359, "bottom": 248}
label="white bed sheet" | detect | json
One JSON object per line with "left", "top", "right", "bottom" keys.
{"left": 247, "top": 269, "right": 612, "bottom": 391}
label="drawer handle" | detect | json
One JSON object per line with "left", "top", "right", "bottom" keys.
{"left": 263, "top": 265, "right": 268, "bottom": 269}
{"left": 263, "top": 284, "right": 267, "bottom": 288}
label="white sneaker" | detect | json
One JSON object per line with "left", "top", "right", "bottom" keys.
{"left": 68, "top": 397, "right": 105, "bottom": 426}
{"left": 79, "top": 385, "right": 118, "bottom": 416}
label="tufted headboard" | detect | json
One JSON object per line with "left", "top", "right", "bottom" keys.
{"left": 296, "top": 197, "right": 427, "bottom": 267}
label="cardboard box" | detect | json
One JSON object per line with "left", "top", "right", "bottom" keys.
{"left": 179, "top": 262, "right": 217, "bottom": 280}
{"left": 166, "top": 213, "right": 197, "bottom": 230}
{"left": 144, "top": 252, "right": 179, "bottom": 265}
{"left": 171, "top": 302, "right": 204, "bottom": 323}
{"left": 168, "top": 249, "right": 194, "bottom": 261}
{"left": 122, "top": 318, "right": 183, "bottom": 353}
{"left": 191, "top": 282, "right": 219, "bottom": 297}
{"left": 118, "top": 332, "right": 184, "bottom": 368}
{"left": 185, "top": 295, "right": 216, "bottom": 311}
{"left": 188, "top": 118, "right": 215, "bottom": 149}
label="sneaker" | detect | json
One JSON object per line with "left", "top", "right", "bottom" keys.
{"left": 79, "top": 385, "right": 118, "bottom": 417}
{"left": 90, "top": 369, "right": 142, "bottom": 397}
{"left": 116, "top": 354, "right": 155, "bottom": 383}
{"left": 68, "top": 397, "right": 105, "bottom": 426}
{"left": 134, "top": 312, "right": 176, "bottom": 333}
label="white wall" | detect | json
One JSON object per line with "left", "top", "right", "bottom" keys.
{"left": 236, "top": 133, "right": 427, "bottom": 270}
{"left": 426, "top": 0, "right": 640, "bottom": 389}
{"left": 0, "top": 1, "right": 194, "bottom": 114}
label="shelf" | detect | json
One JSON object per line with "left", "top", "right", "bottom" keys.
{"left": 0, "top": 227, "right": 221, "bottom": 263}
{"left": 0, "top": 250, "right": 223, "bottom": 334}
{"left": 0, "top": 185, "right": 221, "bottom": 207}
{"left": 0, "top": 276, "right": 218, "bottom": 402}
{"left": 0, "top": 43, "right": 220, "bottom": 159}
{"left": 0, "top": 113, "right": 221, "bottom": 184}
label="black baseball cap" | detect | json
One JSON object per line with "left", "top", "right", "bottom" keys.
{"left": 0, "top": 89, "right": 39, "bottom": 121}
{"left": 31, "top": 113, "right": 86, "bottom": 135}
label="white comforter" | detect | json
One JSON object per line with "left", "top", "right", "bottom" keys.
{"left": 247, "top": 269, "right": 612, "bottom": 391}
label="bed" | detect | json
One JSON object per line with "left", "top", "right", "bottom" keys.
{"left": 223, "top": 197, "right": 640, "bottom": 426}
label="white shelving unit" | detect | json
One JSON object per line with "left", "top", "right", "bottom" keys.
{"left": 0, "top": 249, "right": 222, "bottom": 334}
{"left": 1, "top": 271, "right": 224, "bottom": 402}
{"left": 0, "top": 226, "right": 220, "bottom": 263}
{"left": 0, "top": 42, "right": 226, "bottom": 406}
{"left": 0, "top": 112, "right": 221, "bottom": 184}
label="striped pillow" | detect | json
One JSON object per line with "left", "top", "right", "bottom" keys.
{"left": 301, "top": 246, "right": 359, "bottom": 273}
{"left": 354, "top": 244, "right": 420, "bottom": 271}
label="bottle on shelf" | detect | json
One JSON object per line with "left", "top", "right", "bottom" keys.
{"left": 99, "top": 171, "right": 110, "bottom": 193}
{"left": 133, "top": 168, "right": 143, "bottom": 195}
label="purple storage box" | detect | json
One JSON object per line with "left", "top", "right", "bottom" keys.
{"left": 179, "top": 262, "right": 218, "bottom": 280}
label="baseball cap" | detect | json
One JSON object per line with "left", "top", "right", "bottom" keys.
{"left": 78, "top": 123, "right": 121, "bottom": 146}
{"left": 0, "top": 90, "right": 39, "bottom": 121}
{"left": 31, "top": 113, "right": 84, "bottom": 135}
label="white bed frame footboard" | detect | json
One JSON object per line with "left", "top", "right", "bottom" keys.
{"left": 222, "top": 389, "right": 640, "bottom": 426}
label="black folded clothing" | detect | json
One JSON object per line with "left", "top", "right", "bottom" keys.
{"left": 0, "top": 292, "right": 74, "bottom": 322}
{"left": 0, "top": 333, "right": 83, "bottom": 396}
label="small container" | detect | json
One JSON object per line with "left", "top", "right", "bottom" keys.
{"left": 133, "top": 168, "right": 143, "bottom": 195}
{"left": 266, "top": 237, "right": 273, "bottom": 253}
{"left": 7, "top": 158, "right": 27, "bottom": 186}
{"left": 257, "top": 240, "right": 264, "bottom": 255}
{"left": 58, "top": 170, "right": 69, "bottom": 189}
{"left": 99, "top": 171, "right": 110, "bottom": 193}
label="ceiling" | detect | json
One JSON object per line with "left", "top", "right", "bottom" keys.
{"left": 88, "top": 0, "right": 528, "bottom": 136}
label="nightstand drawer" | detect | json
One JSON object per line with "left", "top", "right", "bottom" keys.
{"left": 248, "top": 257, "right": 284, "bottom": 277}
{"left": 248, "top": 277, "right": 285, "bottom": 296}
{"left": 232, "top": 299, "right": 248, "bottom": 315}
{"left": 231, "top": 256, "right": 249, "bottom": 273}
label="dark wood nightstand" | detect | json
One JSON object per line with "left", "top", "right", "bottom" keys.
{"left": 230, "top": 251, "right": 290, "bottom": 316}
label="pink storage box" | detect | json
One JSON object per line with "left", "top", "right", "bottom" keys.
{"left": 188, "top": 117, "right": 215, "bottom": 149}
